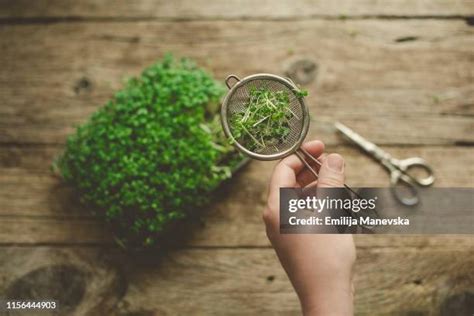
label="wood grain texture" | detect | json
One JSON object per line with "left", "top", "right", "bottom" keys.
{"left": 0, "top": 146, "right": 472, "bottom": 246}
{"left": 0, "top": 0, "right": 473, "bottom": 19}
{"left": 1, "top": 146, "right": 473, "bottom": 217}
{"left": 0, "top": 1, "right": 473, "bottom": 314}
{"left": 0, "top": 20, "right": 473, "bottom": 145}
{"left": 0, "top": 246, "right": 472, "bottom": 315}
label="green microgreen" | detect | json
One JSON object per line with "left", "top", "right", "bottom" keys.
{"left": 54, "top": 54, "right": 244, "bottom": 248}
{"left": 229, "top": 86, "right": 307, "bottom": 152}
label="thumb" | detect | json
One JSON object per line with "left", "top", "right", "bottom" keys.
{"left": 318, "top": 153, "right": 345, "bottom": 188}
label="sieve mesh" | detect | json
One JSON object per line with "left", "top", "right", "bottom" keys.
{"left": 221, "top": 74, "right": 369, "bottom": 228}
{"left": 224, "top": 77, "right": 306, "bottom": 157}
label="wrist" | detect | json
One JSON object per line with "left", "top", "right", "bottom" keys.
{"left": 300, "top": 279, "right": 354, "bottom": 316}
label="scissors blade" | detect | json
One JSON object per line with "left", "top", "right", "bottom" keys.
{"left": 334, "top": 122, "right": 388, "bottom": 162}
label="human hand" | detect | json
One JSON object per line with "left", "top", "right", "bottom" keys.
{"left": 263, "top": 140, "right": 356, "bottom": 316}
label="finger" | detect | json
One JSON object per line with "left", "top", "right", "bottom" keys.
{"left": 267, "top": 140, "right": 325, "bottom": 210}
{"left": 296, "top": 153, "right": 327, "bottom": 187}
{"left": 279, "top": 140, "right": 325, "bottom": 175}
{"left": 303, "top": 179, "right": 318, "bottom": 189}
{"left": 266, "top": 161, "right": 297, "bottom": 213}
{"left": 317, "top": 153, "right": 345, "bottom": 188}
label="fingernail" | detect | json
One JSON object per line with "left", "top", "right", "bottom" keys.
{"left": 327, "top": 154, "right": 344, "bottom": 172}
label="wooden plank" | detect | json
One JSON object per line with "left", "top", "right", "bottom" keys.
{"left": 0, "top": 0, "right": 473, "bottom": 19}
{"left": 0, "top": 215, "right": 472, "bottom": 248}
{"left": 0, "top": 20, "right": 473, "bottom": 145}
{"left": 0, "top": 217, "right": 112, "bottom": 245}
{"left": 0, "top": 146, "right": 472, "bottom": 246}
{"left": 0, "top": 247, "right": 125, "bottom": 315}
{"left": 1, "top": 211, "right": 473, "bottom": 249}
{"left": 1, "top": 145, "right": 472, "bottom": 216}
{"left": 0, "top": 246, "right": 472, "bottom": 315}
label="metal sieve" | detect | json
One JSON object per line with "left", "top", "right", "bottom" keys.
{"left": 221, "top": 73, "right": 378, "bottom": 231}
{"left": 221, "top": 73, "right": 322, "bottom": 179}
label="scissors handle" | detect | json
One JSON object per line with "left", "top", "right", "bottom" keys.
{"left": 390, "top": 170, "right": 420, "bottom": 206}
{"left": 396, "top": 157, "right": 435, "bottom": 187}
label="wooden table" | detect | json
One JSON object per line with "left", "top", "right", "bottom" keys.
{"left": 1, "top": 1, "right": 473, "bottom": 315}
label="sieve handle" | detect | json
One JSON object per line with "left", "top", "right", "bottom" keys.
{"left": 297, "top": 148, "right": 360, "bottom": 191}
{"left": 295, "top": 148, "right": 322, "bottom": 180}
{"left": 225, "top": 75, "right": 241, "bottom": 89}
{"left": 297, "top": 147, "right": 379, "bottom": 231}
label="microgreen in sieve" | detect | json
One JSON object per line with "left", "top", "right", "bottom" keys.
{"left": 221, "top": 74, "right": 378, "bottom": 231}
{"left": 221, "top": 73, "right": 320, "bottom": 178}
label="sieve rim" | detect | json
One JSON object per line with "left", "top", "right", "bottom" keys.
{"left": 221, "top": 73, "right": 310, "bottom": 161}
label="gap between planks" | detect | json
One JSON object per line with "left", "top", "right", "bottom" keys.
{"left": 0, "top": 15, "right": 473, "bottom": 25}
{"left": 1, "top": 0, "right": 473, "bottom": 21}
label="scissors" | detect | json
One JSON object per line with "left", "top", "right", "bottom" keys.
{"left": 335, "top": 122, "right": 435, "bottom": 206}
